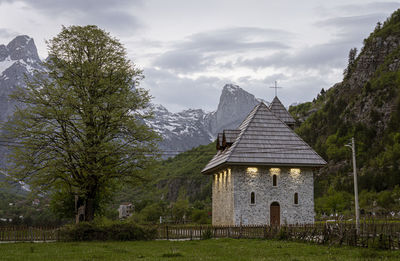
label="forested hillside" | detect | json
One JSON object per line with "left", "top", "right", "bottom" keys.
{"left": 290, "top": 9, "right": 400, "bottom": 214}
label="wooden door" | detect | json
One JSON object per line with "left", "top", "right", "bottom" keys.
{"left": 270, "top": 202, "right": 280, "bottom": 226}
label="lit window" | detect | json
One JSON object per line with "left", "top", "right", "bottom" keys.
{"left": 273, "top": 175, "right": 277, "bottom": 186}
{"left": 290, "top": 168, "right": 301, "bottom": 178}
{"left": 250, "top": 192, "right": 255, "bottom": 204}
{"left": 270, "top": 168, "right": 280, "bottom": 175}
{"left": 247, "top": 167, "right": 258, "bottom": 174}
{"left": 294, "top": 193, "right": 299, "bottom": 205}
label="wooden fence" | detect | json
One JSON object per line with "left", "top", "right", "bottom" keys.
{"left": 1, "top": 223, "right": 400, "bottom": 249}
{"left": 0, "top": 226, "right": 59, "bottom": 242}
{"left": 158, "top": 223, "right": 400, "bottom": 249}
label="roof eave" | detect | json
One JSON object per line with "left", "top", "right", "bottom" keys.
{"left": 202, "top": 161, "right": 326, "bottom": 175}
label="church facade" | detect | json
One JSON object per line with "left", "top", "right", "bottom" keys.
{"left": 202, "top": 97, "right": 326, "bottom": 226}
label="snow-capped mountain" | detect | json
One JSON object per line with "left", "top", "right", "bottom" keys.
{"left": 0, "top": 35, "right": 264, "bottom": 160}
{"left": 0, "top": 35, "right": 42, "bottom": 123}
{"left": 146, "top": 84, "right": 263, "bottom": 154}
{"left": 0, "top": 35, "right": 43, "bottom": 169}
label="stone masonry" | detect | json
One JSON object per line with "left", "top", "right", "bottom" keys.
{"left": 212, "top": 166, "right": 314, "bottom": 226}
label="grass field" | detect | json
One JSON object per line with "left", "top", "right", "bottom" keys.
{"left": 0, "top": 238, "right": 399, "bottom": 261}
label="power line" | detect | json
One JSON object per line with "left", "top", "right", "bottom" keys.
{"left": 0, "top": 141, "right": 316, "bottom": 157}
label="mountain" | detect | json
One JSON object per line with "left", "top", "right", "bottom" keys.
{"left": 0, "top": 36, "right": 264, "bottom": 196}
{"left": 289, "top": 9, "right": 400, "bottom": 198}
{"left": 131, "top": 9, "right": 400, "bottom": 211}
{"left": 0, "top": 36, "right": 262, "bottom": 159}
{"left": 145, "top": 84, "right": 262, "bottom": 154}
{"left": 0, "top": 35, "right": 42, "bottom": 123}
{"left": 0, "top": 35, "right": 43, "bottom": 178}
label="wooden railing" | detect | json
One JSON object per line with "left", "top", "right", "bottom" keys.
{"left": 158, "top": 223, "right": 400, "bottom": 249}
{"left": 0, "top": 226, "right": 59, "bottom": 242}
{"left": 1, "top": 222, "right": 400, "bottom": 249}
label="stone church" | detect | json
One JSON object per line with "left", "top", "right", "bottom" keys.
{"left": 202, "top": 96, "right": 326, "bottom": 226}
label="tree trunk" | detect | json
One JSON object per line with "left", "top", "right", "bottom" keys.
{"left": 84, "top": 197, "right": 96, "bottom": 222}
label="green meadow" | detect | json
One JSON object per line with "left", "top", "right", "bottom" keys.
{"left": 1, "top": 238, "right": 399, "bottom": 261}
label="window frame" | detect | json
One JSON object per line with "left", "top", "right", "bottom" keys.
{"left": 294, "top": 192, "right": 299, "bottom": 205}
{"left": 250, "top": 192, "right": 256, "bottom": 205}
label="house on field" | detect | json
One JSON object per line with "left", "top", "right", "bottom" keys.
{"left": 202, "top": 97, "right": 326, "bottom": 226}
{"left": 118, "top": 202, "right": 134, "bottom": 219}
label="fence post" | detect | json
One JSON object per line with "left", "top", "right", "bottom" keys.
{"left": 264, "top": 225, "right": 267, "bottom": 239}
{"left": 166, "top": 225, "right": 169, "bottom": 240}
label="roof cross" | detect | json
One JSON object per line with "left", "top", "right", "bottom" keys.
{"left": 269, "top": 81, "right": 282, "bottom": 97}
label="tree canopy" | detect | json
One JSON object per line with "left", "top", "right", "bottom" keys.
{"left": 2, "top": 25, "right": 159, "bottom": 221}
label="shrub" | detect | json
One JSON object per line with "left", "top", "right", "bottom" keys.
{"left": 276, "top": 226, "right": 289, "bottom": 240}
{"left": 201, "top": 227, "right": 213, "bottom": 240}
{"left": 59, "top": 220, "right": 157, "bottom": 241}
{"left": 191, "top": 209, "right": 210, "bottom": 224}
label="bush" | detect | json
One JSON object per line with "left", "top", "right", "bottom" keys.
{"left": 276, "top": 226, "right": 289, "bottom": 240}
{"left": 191, "top": 209, "right": 210, "bottom": 224}
{"left": 201, "top": 227, "right": 213, "bottom": 240}
{"left": 59, "top": 220, "right": 157, "bottom": 241}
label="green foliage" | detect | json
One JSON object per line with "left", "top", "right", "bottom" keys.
{"left": 0, "top": 190, "right": 65, "bottom": 226}
{"left": 59, "top": 219, "right": 157, "bottom": 241}
{"left": 315, "top": 189, "right": 353, "bottom": 215}
{"left": 4, "top": 239, "right": 400, "bottom": 261}
{"left": 277, "top": 226, "right": 289, "bottom": 240}
{"left": 377, "top": 191, "right": 395, "bottom": 211}
{"left": 290, "top": 9, "right": 400, "bottom": 211}
{"left": 114, "top": 142, "right": 215, "bottom": 218}
{"left": 359, "top": 190, "right": 378, "bottom": 212}
{"left": 288, "top": 101, "right": 312, "bottom": 121}
{"left": 130, "top": 203, "right": 163, "bottom": 224}
{"left": 191, "top": 209, "right": 210, "bottom": 224}
{"left": 1, "top": 25, "right": 159, "bottom": 221}
{"left": 201, "top": 227, "right": 213, "bottom": 240}
{"left": 367, "top": 9, "right": 400, "bottom": 44}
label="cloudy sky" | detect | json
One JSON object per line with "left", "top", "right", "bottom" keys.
{"left": 0, "top": 0, "right": 399, "bottom": 112}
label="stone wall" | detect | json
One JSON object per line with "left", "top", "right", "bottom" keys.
{"left": 212, "top": 168, "right": 234, "bottom": 225}
{"left": 212, "top": 166, "right": 314, "bottom": 226}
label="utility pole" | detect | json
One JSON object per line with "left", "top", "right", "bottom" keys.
{"left": 346, "top": 137, "right": 360, "bottom": 234}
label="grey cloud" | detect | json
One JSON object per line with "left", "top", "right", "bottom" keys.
{"left": 155, "top": 50, "right": 212, "bottom": 72}
{"left": 153, "top": 27, "right": 291, "bottom": 73}
{"left": 0, "top": 0, "right": 143, "bottom": 34}
{"left": 238, "top": 12, "right": 391, "bottom": 72}
{"left": 315, "top": 13, "right": 388, "bottom": 41}
{"left": 334, "top": 2, "right": 400, "bottom": 15}
{"left": 0, "top": 0, "right": 143, "bottom": 11}
{"left": 232, "top": 74, "right": 332, "bottom": 107}
{"left": 237, "top": 40, "right": 349, "bottom": 71}
{"left": 186, "top": 27, "right": 292, "bottom": 53}
{"left": 0, "top": 28, "right": 15, "bottom": 38}
{"left": 142, "top": 67, "right": 226, "bottom": 112}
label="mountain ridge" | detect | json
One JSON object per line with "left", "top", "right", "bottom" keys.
{"left": 290, "top": 9, "right": 400, "bottom": 197}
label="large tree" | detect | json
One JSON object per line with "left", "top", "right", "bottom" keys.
{"left": 2, "top": 25, "right": 159, "bottom": 221}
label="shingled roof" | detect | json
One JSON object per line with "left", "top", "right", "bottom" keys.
{"left": 202, "top": 102, "right": 326, "bottom": 174}
{"left": 270, "top": 96, "right": 296, "bottom": 125}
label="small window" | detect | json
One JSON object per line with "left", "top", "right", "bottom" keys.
{"left": 294, "top": 193, "right": 298, "bottom": 205}
{"left": 250, "top": 192, "right": 255, "bottom": 204}
{"left": 273, "top": 175, "right": 277, "bottom": 186}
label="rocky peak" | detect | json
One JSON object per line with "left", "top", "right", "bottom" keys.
{"left": 5, "top": 35, "right": 40, "bottom": 63}
{"left": 209, "top": 84, "right": 260, "bottom": 134}
{"left": 218, "top": 84, "right": 254, "bottom": 109}
{"left": 0, "top": 45, "right": 7, "bottom": 61}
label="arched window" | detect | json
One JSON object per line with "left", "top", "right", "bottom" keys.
{"left": 273, "top": 175, "right": 277, "bottom": 186}
{"left": 250, "top": 192, "right": 255, "bottom": 204}
{"left": 294, "top": 193, "right": 299, "bottom": 205}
